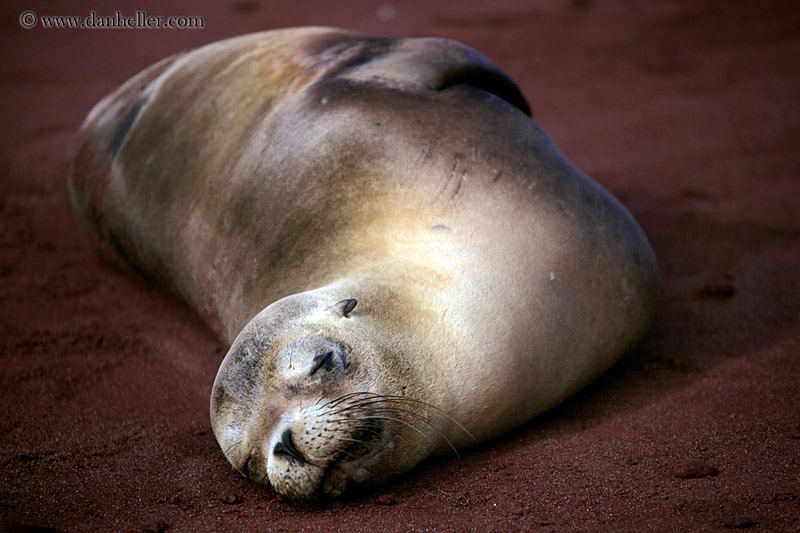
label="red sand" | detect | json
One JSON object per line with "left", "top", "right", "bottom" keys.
{"left": 2, "top": 1, "right": 799, "bottom": 531}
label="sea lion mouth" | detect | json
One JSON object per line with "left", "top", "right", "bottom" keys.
{"left": 262, "top": 393, "right": 392, "bottom": 501}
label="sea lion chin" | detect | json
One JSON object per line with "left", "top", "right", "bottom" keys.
{"left": 67, "top": 27, "right": 660, "bottom": 501}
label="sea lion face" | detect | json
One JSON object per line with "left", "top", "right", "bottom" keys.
{"left": 211, "top": 294, "right": 427, "bottom": 500}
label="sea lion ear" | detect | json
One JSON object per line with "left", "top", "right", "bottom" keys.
{"left": 330, "top": 298, "right": 357, "bottom": 318}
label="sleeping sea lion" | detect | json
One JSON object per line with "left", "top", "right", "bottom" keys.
{"left": 67, "top": 27, "right": 660, "bottom": 500}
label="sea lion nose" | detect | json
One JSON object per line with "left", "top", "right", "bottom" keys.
{"left": 273, "top": 429, "right": 306, "bottom": 464}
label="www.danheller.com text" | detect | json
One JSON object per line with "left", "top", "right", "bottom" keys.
{"left": 20, "top": 10, "right": 205, "bottom": 29}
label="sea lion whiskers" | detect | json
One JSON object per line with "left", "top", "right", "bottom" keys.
{"left": 324, "top": 425, "right": 384, "bottom": 439}
{"left": 361, "top": 410, "right": 460, "bottom": 457}
{"left": 330, "top": 435, "right": 368, "bottom": 445}
{"left": 328, "top": 402, "right": 437, "bottom": 433}
{"left": 321, "top": 390, "right": 379, "bottom": 408}
{"left": 349, "top": 415, "right": 428, "bottom": 439}
{"left": 318, "top": 391, "right": 470, "bottom": 455}
{"left": 319, "top": 439, "right": 363, "bottom": 462}
{"left": 326, "top": 435, "right": 375, "bottom": 461}
{"left": 224, "top": 439, "right": 243, "bottom": 456}
{"left": 329, "top": 406, "right": 460, "bottom": 456}
{"left": 327, "top": 393, "right": 475, "bottom": 441}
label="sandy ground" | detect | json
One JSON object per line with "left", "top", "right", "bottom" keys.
{"left": 1, "top": 0, "right": 799, "bottom": 531}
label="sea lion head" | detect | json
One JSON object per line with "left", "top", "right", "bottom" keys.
{"left": 210, "top": 289, "right": 448, "bottom": 501}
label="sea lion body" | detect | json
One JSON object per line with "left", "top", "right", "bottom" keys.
{"left": 67, "top": 27, "right": 660, "bottom": 500}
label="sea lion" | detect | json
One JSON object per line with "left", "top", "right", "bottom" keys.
{"left": 67, "top": 27, "right": 660, "bottom": 501}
